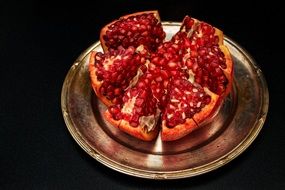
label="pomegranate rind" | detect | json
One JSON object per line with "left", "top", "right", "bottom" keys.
{"left": 89, "top": 51, "right": 114, "bottom": 106}
{"left": 120, "top": 10, "right": 160, "bottom": 21}
{"left": 161, "top": 89, "right": 219, "bottom": 141}
{"left": 104, "top": 110, "right": 159, "bottom": 141}
{"left": 214, "top": 27, "right": 224, "bottom": 45}
{"left": 100, "top": 10, "right": 161, "bottom": 53}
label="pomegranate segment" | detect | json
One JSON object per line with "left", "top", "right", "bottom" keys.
{"left": 100, "top": 11, "right": 166, "bottom": 52}
{"left": 174, "top": 17, "right": 230, "bottom": 95}
{"left": 89, "top": 45, "right": 148, "bottom": 106}
{"left": 183, "top": 45, "right": 229, "bottom": 95}
{"left": 109, "top": 85, "right": 158, "bottom": 126}
{"left": 107, "top": 83, "right": 160, "bottom": 141}
{"left": 163, "top": 78, "right": 210, "bottom": 128}
{"left": 90, "top": 12, "right": 233, "bottom": 141}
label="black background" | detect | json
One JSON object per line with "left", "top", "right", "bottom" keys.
{"left": 1, "top": 0, "right": 285, "bottom": 189}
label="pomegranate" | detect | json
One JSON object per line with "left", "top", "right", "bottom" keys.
{"left": 89, "top": 11, "right": 233, "bottom": 141}
{"left": 100, "top": 11, "right": 166, "bottom": 52}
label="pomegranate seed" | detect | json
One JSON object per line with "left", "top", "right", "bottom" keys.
{"left": 160, "top": 70, "right": 169, "bottom": 79}
{"left": 152, "top": 56, "right": 159, "bottom": 64}
{"left": 158, "top": 58, "right": 166, "bottom": 66}
{"left": 114, "top": 88, "right": 121, "bottom": 95}
{"left": 210, "top": 61, "right": 219, "bottom": 68}
{"left": 131, "top": 89, "right": 138, "bottom": 97}
{"left": 137, "top": 81, "right": 145, "bottom": 88}
{"left": 171, "top": 99, "right": 179, "bottom": 103}
{"left": 198, "top": 49, "right": 206, "bottom": 56}
{"left": 130, "top": 121, "right": 138, "bottom": 127}
{"left": 192, "top": 62, "right": 199, "bottom": 72}
{"left": 197, "top": 38, "right": 204, "bottom": 46}
{"left": 140, "top": 24, "right": 147, "bottom": 30}
{"left": 135, "top": 98, "right": 144, "bottom": 106}
{"left": 140, "top": 90, "right": 147, "bottom": 99}
{"left": 205, "top": 96, "right": 211, "bottom": 104}
{"left": 122, "top": 96, "right": 129, "bottom": 102}
{"left": 109, "top": 106, "right": 120, "bottom": 114}
{"left": 107, "top": 91, "right": 114, "bottom": 99}
{"left": 215, "top": 68, "right": 223, "bottom": 76}
{"left": 113, "top": 97, "right": 120, "bottom": 104}
{"left": 131, "top": 114, "right": 140, "bottom": 122}
{"left": 163, "top": 80, "right": 169, "bottom": 88}
{"left": 141, "top": 31, "right": 148, "bottom": 36}
{"left": 197, "top": 101, "right": 201, "bottom": 108}
{"left": 168, "top": 62, "right": 177, "bottom": 68}
{"left": 155, "top": 76, "right": 163, "bottom": 82}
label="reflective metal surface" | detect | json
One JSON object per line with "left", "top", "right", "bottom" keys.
{"left": 61, "top": 22, "right": 269, "bottom": 179}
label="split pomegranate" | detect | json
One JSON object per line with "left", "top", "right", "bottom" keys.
{"left": 89, "top": 11, "right": 233, "bottom": 141}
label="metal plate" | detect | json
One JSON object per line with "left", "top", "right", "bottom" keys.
{"left": 61, "top": 22, "right": 269, "bottom": 179}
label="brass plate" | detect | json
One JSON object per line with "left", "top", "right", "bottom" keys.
{"left": 61, "top": 22, "right": 269, "bottom": 179}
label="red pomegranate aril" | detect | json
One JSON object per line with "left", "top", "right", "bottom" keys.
{"left": 170, "top": 70, "right": 177, "bottom": 76}
{"left": 137, "top": 81, "right": 145, "bottom": 88}
{"left": 219, "top": 75, "right": 227, "bottom": 83}
{"left": 202, "top": 24, "right": 212, "bottom": 34}
{"left": 198, "top": 48, "right": 207, "bottom": 56}
{"left": 155, "top": 76, "right": 163, "bottom": 82}
{"left": 168, "top": 61, "right": 177, "bottom": 68}
{"left": 185, "top": 59, "right": 193, "bottom": 67}
{"left": 100, "top": 86, "right": 106, "bottom": 95}
{"left": 158, "top": 58, "right": 167, "bottom": 66}
{"left": 141, "top": 31, "right": 149, "bottom": 36}
{"left": 130, "top": 89, "right": 138, "bottom": 97}
{"left": 114, "top": 88, "right": 121, "bottom": 95}
{"left": 214, "top": 67, "right": 223, "bottom": 76}
{"left": 131, "top": 26, "right": 138, "bottom": 31}
{"left": 140, "top": 90, "right": 147, "bottom": 99}
{"left": 131, "top": 114, "right": 140, "bottom": 123}
{"left": 122, "top": 95, "right": 129, "bottom": 103}
{"left": 210, "top": 61, "right": 219, "bottom": 68}
{"left": 110, "top": 106, "right": 120, "bottom": 114}
{"left": 134, "top": 107, "right": 143, "bottom": 114}
{"left": 107, "top": 85, "right": 114, "bottom": 92}
{"left": 135, "top": 98, "right": 144, "bottom": 106}
{"left": 155, "top": 87, "right": 162, "bottom": 94}
{"left": 192, "top": 62, "right": 199, "bottom": 72}
{"left": 152, "top": 56, "right": 159, "bottom": 64}
{"left": 130, "top": 121, "right": 139, "bottom": 127}
{"left": 160, "top": 70, "right": 169, "bottom": 79}
{"left": 197, "top": 38, "right": 204, "bottom": 46}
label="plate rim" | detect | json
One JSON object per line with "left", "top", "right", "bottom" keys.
{"left": 61, "top": 22, "right": 269, "bottom": 180}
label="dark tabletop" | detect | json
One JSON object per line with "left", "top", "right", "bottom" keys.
{"left": 1, "top": 0, "right": 285, "bottom": 189}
